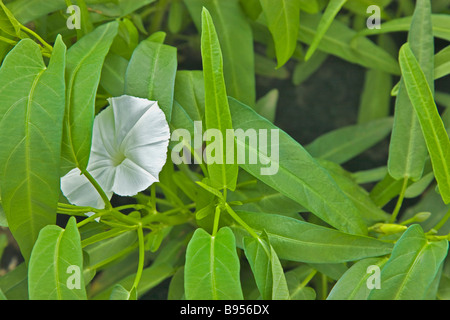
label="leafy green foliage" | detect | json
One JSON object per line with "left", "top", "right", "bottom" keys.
{"left": 0, "top": 0, "right": 449, "bottom": 302}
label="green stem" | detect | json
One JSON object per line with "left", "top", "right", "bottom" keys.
{"left": 0, "top": 35, "right": 17, "bottom": 46}
{"left": 132, "top": 225, "right": 145, "bottom": 291}
{"left": 433, "top": 207, "right": 450, "bottom": 232}
{"left": 81, "top": 169, "right": 112, "bottom": 210}
{"left": 390, "top": 177, "right": 408, "bottom": 223}
{"left": 76, "top": 211, "right": 102, "bottom": 228}
{"left": 225, "top": 203, "right": 260, "bottom": 240}
{"left": 20, "top": 25, "right": 53, "bottom": 52}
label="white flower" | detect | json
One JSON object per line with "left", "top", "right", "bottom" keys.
{"left": 61, "top": 95, "right": 170, "bottom": 211}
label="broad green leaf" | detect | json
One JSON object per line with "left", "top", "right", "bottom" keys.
{"left": 0, "top": 37, "right": 66, "bottom": 261}
{"left": 298, "top": 12, "right": 400, "bottom": 75}
{"left": 327, "top": 257, "right": 388, "bottom": 300}
{"left": 28, "top": 217, "right": 87, "bottom": 300}
{"left": 388, "top": 0, "right": 434, "bottom": 182}
{"left": 399, "top": 43, "right": 450, "bottom": 204}
{"left": 200, "top": 8, "right": 238, "bottom": 191}
{"left": 125, "top": 37, "right": 177, "bottom": 123}
{"left": 61, "top": 21, "right": 119, "bottom": 174}
{"left": 305, "top": 117, "right": 393, "bottom": 164}
{"left": 229, "top": 97, "right": 367, "bottom": 235}
{"left": 243, "top": 232, "right": 290, "bottom": 300}
{"left": 368, "top": 224, "right": 448, "bottom": 300}
{"left": 232, "top": 211, "right": 393, "bottom": 264}
{"left": 259, "top": 0, "right": 301, "bottom": 68}
{"left": 357, "top": 14, "right": 450, "bottom": 42}
{"left": 304, "top": 0, "right": 348, "bottom": 61}
{"left": 185, "top": 227, "right": 243, "bottom": 300}
{"left": 184, "top": 0, "right": 255, "bottom": 107}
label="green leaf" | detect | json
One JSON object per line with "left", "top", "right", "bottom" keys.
{"left": 327, "top": 257, "right": 388, "bottom": 300}
{"left": 259, "top": 0, "right": 301, "bottom": 68}
{"left": 285, "top": 266, "right": 316, "bottom": 300}
{"left": 243, "top": 232, "right": 290, "bottom": 300}
{"left": 0, "top": 0, "right": 23, "bottom": 38}
{"left": 435, "top": 45, "right": 450, "bottom": 80}
{"left": 185, "top": 227, "right": 243, "bottom": 299}
{"left": 174, "top": 70, "right": 205, "bottom": 122}
{"left": 357, "top": 14, "right": 450, "bottom": 43}
{"left": 0, "top": 263, "right": 28, "bottom": 300}
{"left": 357, "top": 68, "right": 392, "bottom": 124}
{"left": 305, "top": 117, "right": 393, "bottom": 165}
{"left": 200, "top": 8, "right": 238, "bottom": 191}
{"left": 304, "top": 0, "right": 348, "bottom": 61}
{"left": 100, "top": 52, "right": 128, "bottom": 97}
{"left": 254, "top": 89, "right": 278, "bottom": 123}
{"left": 125, "top": 37, "right": 177, "bottom": 123}
{"left": 298, "top": 12, "right": 400, "bottom": 75}
{"left": 388, "top": 0, "right": 434, "bottom": 182}
{"left": 319, "top": 160, "right": 389, "bottom": 224}
{"left": 368, "top": 224, "right": 448, "bottom": 300}
{"left": 61, "top": 21, "right": 119, "bottom": 174}
{"left": 109, "top": 284, "right": 137, "bottom": 300}
{"left": 399, "top": 43, "right": 450, "bottom": 204}
{"left": 0, "top": 36, "right": 66, "bottom": 261}
{"left": 229, "top": 97, "right": 368, "bottom": 235}
{"left": 28, "top": 217, "right": 87, "bottom": 300}
{"left": 184, "top": 0, "right": 255, "bottom": 106}
{"left": 232, "top": 211, "right": 393, "bottom": 264}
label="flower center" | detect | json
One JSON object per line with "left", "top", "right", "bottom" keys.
{"left": 112, "top": 152, "right": 126, "bottom": 167}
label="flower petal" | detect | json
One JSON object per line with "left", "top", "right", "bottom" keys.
{"left": 109, "top": 95, "right": 158, "bottom": 146}
{"left": 60, "top": 167, "right": 113, "bottom": 209}
{"left": 112, "top": 158, "right": 159, "bottom": 196}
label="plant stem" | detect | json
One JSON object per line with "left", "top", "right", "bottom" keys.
{"left": 224, "top": 203, "right": 260, "bottom": 240}
{"left": 433, "top": 207, "right": 450, "bottom": 232}
{"left": 390, "top": 177, "right": 408, "bottom": 223}
{"left": 0, "top": 35, "right": 17, "bottom": 46}
{"left": 132, "top": 225, "right": 145, "bottom": 291}
{"left": 20, "top": 25, "right": 53, "bottom": 52}
{"left": 81, "top": 169, "right": 112, "bottom": 210}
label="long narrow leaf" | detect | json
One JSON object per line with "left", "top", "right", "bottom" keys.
{"left": 399, "top": 43, "right": 450, "bottom": 204}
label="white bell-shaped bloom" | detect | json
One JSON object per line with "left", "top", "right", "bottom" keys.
{"left": 61, "top": 95, "right": 170, "bottom": 210}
